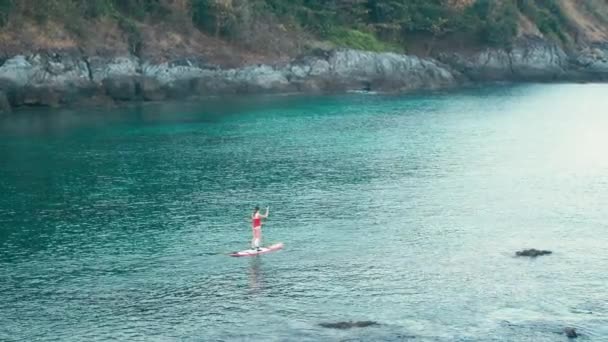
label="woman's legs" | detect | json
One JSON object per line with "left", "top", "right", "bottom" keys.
{"left": 252, "top": 227, "right": 262, "bottom": 249}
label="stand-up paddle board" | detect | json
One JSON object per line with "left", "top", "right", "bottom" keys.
{"left": 230, "top": 243, "right": 284, "bottom": 257}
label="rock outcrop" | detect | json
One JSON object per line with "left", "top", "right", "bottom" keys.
{"left": 319, "top": 321, "right": 380, "bottom": 329}
{"left": 563, "top": 327, "right": 578, "bottom": 339}
{"left": 515, "top": 249, "right": 553, "bottom": 257}
{"left": 570, "top": 43, "right": 608, "bottom": 80}
{"left": 439, "top": 36, "right": 567, "bottom": 81}
{"left": 0, "top": 49, "right": 457, "bottom": 111}
{"left": 439, "top": 36, "right": 608, "bottom": 82}
{"left": 0, "top": 36, "right": 607, "bottom": 112}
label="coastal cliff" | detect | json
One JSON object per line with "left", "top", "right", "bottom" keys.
{"left": 0, "top": 49, "right": 458, "bottom": 110}
{"left": 1, "top": 0, "right": 608, "bottom": 112}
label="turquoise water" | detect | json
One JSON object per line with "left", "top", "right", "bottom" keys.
{"left": 1, "top": 84, "right": 607, "bottom": 341}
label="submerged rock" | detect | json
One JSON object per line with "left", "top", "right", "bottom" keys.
{"left": 319, "top": 321, "right": 379, "bottom": 329}
{"left": 516, "top": 249, "right": 552, "bottom": 257}
{"left": 563, "top": 327, "right": 578, "bottom": 338}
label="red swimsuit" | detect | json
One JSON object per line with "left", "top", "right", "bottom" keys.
{"left": 252, "top": 216, "right": 261, "bottom": 228}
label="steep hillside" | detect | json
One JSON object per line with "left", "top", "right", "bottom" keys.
{"left": 0, "top": 0, "right": 607, "bottom": 62}
{"left": 0, "top": 0, "right": 607, "bottom": 112}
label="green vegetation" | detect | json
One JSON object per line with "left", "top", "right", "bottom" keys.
{"left": 0, "top": 0, "right": 12, "bottom": 27}
{"left": 467, "top": 0, "right": 520, "bottom": 46}
{"left": 517, "top": 0, "right": 570, "bottom": 41}
{"left": 327, "top": 28, "right": 402, "bottom": 52}
{"left": 0, "top": 0, "right": 600, "bottom": 54}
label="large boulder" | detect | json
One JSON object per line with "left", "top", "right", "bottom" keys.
{"left": 0, "top": 55, "right": 33, "bottom": 86}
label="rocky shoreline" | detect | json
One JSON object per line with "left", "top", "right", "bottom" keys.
{"left": 0, "top": 36, "right": 607, "bottom": 113}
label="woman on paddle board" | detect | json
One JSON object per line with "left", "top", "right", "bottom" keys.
{"left": 251, "top": 206, "right": 269, "bottom": 250}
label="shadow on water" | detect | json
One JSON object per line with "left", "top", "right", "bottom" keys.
{"left": 0, "top": 94, "right": 350, "bottom": 138}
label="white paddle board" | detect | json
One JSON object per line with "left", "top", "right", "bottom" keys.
{"left": 229, "top": 243, "right": 284, "bottom": 257}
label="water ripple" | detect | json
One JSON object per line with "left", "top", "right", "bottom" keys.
{"left": 1, "top": 86, "right": 608, "bottom": 341}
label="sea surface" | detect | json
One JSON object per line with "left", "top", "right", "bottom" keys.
{"left": 1, "top": 84, "right": 607, "bottom": 341}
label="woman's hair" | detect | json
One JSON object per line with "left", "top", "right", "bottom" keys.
{"left": 254, "top": 206, "right": 260, "bottom": 213}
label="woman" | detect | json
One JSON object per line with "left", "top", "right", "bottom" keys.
{"left": 251, "top": 206, "right": 269, "bottom": 250}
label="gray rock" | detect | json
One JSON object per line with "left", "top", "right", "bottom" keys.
{"left": 103, "top": 77, "right": 137, "bottom": 101}
{"left": 319, "top": 321, "right": 380, "bottom": 329}
{"left": 90, "top": 56, "right": 140, "bottom": 83}
{"left": 142, "top": 60, "right": 209, "bottom": 85}
{"left": 137, "top": 77, "right": 166, "bottom": 101}
{"left": 510, "top": 38, "right": 567, "bottom": 80}
{"left": 231, "top": 65, "right": 290, "bottom": 92}
{"left": 0, "top": 56, "right": 34, "bottom": 86}
{"left": 563, "top": 327, "right": 578, "bottom": 339}
{"left": 516, "top": 249, "right": 552, "bottom": 257}
{"left": 0, "top": 53, "right": 90, "bottom": 88}
{"left": 308, "top": 59, "right": 331, "bottom": 76}
{"left": 438, "top": 37, "right": 568, "bottom": 81}
{"left": 22, "top": 86, "right": 61, "bottom": 107}
{"left": 289, "top": 64, "right": 311, "bottom": 78}
{"left": 572, "top": 45, "right": 608, "bottom": 80}
{"left": 325, "top": 49, "right": 456, "bottom": 91}
{"left": 0, "top": 38, "right": 607, "bottom": 110}
{"left": 437, "top": 50, "right": 504, "bottom": 81}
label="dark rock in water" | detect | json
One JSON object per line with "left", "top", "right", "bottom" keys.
{"left": 516, "top": 249, "right": 552, "bottom": 257}
{"left": 22, "top": 86, "right": 61, "bottom": 107}
{"left": 563, "top": 327, "right": 578, "bottom": 338}
{"left": 319, "top": 321, "right": 379, "bottom": 329}
{"left": 0, "top": 90, "right": 11, "bottom": 113}
{"left": 137, "top": 76, "right": 165, "bottom": 101}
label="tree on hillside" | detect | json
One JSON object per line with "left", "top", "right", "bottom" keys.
{"left": 367, "top": 0, "right": 408, "bottom": 40}
{"left": 192, "top": 0, "right": 236, "bottom": 38}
